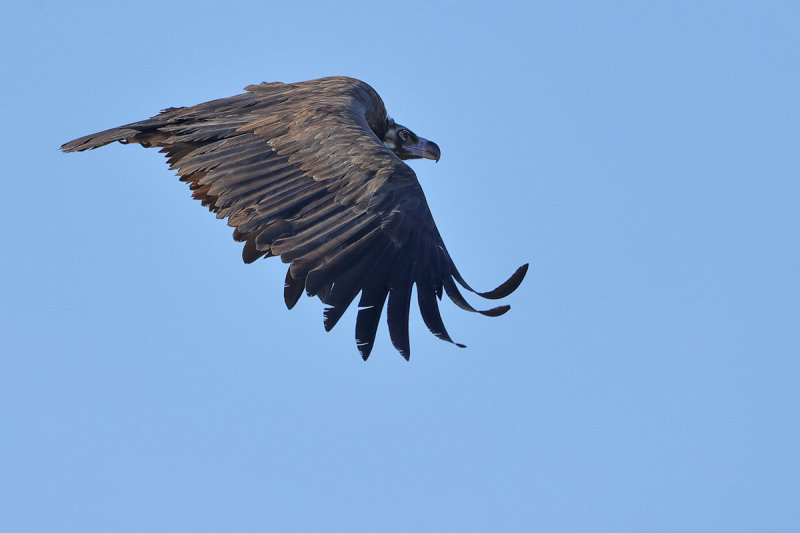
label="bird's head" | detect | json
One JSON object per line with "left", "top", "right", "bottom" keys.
{"left": 382, "top": 119, "right": 440, "bottom": 162}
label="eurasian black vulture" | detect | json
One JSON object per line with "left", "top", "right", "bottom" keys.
{"left": 62, "top": 76, "right": 528, "bottom": 360}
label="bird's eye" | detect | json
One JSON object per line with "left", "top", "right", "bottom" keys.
{"left": 398, "top": 130, "right": 410, "bottom": 142}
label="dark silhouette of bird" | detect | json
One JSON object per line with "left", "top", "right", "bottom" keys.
{"left": 62, "top": 76, "right": 528, "bottom": 360}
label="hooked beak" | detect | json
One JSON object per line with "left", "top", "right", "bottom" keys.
{"left": 404, "top": 137, "right": 441, "bottom": 162}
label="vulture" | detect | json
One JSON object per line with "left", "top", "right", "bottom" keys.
{"left": 62, "top": 76, "right": 528, "bottom": 360}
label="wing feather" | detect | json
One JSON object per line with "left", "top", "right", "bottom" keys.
{"left": 304, "top": 226, "right": 382, "bottom": 295}
{"left": 386, "top": 259, "right": 415, "bottom": 360}
{"left": 417, "top": 283, "right": 465, "bottom": 348}
{"left": 283, "top": 269, "right": 305, "bottom": 309}
{"left": 320, "top": 238, "right": 394, "bottom": 331}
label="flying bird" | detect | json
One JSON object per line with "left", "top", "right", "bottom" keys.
{"left": 62, "top": 76, "right": 528, "bottom": 360}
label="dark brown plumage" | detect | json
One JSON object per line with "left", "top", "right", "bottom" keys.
{"left": 61, "top": 76, "right": 528, "bottom": 360}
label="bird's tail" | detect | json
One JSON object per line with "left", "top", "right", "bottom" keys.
{"left": 60, "top": 126, "right": 143, "bottom": 152}
{"left": 61, "top": 114, "right": 177, "bottom": 153}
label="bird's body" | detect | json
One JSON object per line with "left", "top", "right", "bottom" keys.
{"left": 62, "top": 76, "right": 527, "bottom": 359}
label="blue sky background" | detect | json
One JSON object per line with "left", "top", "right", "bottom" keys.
{"left": 2, "top": 1, "right": 798, "bottom": 531}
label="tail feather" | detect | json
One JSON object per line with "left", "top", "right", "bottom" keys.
{"left": 61, "top": 116, "right": 173, "bottom": 152}
{"left": 60, "top": 126, "right": 143, "bottom": 152}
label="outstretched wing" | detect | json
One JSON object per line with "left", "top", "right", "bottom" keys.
{"left": 62, "top": 77, "right": 527, "bottom": 359}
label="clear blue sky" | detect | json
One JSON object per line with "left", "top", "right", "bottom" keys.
{"left": 2, "top": 1, "right": 798, "bottom": 531}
